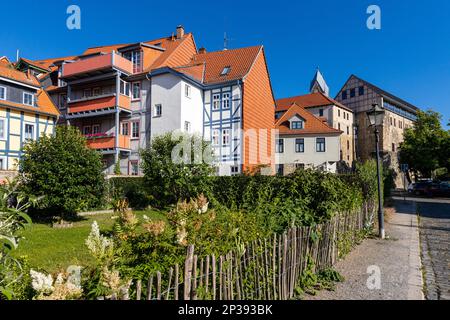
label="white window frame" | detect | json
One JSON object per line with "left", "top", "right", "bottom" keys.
{"left": 0, "top": 86, "right": 6, "bottom": 100}
{"left": 83, "top": 126, "right": 92, "bottom": 135}
{"left": 0, "top": 156, "right": 6, "bottom": 170}
{"left": 132, "top": 82, "right": 141, "bottom": 101}
{"left": 83, "top": 88, "right": 92, "bottom": 98}
{"left": 222, "top": 129, "right": 231, "bottom": 146}
{"left": 212, "top": 94, "right": 221, "bottom": 110}
{"left": 92, "top": 124, "right": 101, "bottom": 135}
{"left": 121, "top": 122, "right": 129, "bottom": 136}
{"left": 23, "top": 122, "right": 36, "bottom": 141}
{"left": 23, "top": 92, "right": 34, "bottom": 106}
{"left": 0, "top": 118, "right": 7, "bottom": 140}
{"left": 120, "top": 80, "right": 130, "bottom": 96}
{"left": 154, "top": 104, "right": 162, "bottom": 117}
{"left": 131, "top": 121, "right": 140, "bottom": 139}
{"left": 316, "top": 137, "right": 326, "bottom": 153}
{"left": 92, "top": 87, "right": 101, "bottom": 96}
{"left": 222, "top": 93, "right": 230, "bottom": 109}
{"left": 212, "top": 129, "right": 220, "bottom": 146}
{"left": 185, "top": 84, "right": 191, "bottom": 98}
{"left": 184, "top": 121, "right": 191, "bottom": 133}
{"left": 129, "top": 160, "right": 139, "bottom": 176}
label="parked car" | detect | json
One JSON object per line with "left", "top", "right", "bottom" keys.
{"left": 427, "top": 181, "right": 450, "bottom": 197}
{"left": 407, "top": 183, "right": 416, "bottom": 193}
{"left": 412, "top": 181, "right": 433, "bottom": 195}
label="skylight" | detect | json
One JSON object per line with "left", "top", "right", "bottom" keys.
{"left": 221, "top": 66, "right": 231, "bottom": 76}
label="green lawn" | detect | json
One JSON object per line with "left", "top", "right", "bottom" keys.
{"left": 13, "top": 209, "right": 167, "bottom": 273}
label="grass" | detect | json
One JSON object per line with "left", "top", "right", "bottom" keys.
{"left": 13, "top": 209, "right": 167, "bottom": 273}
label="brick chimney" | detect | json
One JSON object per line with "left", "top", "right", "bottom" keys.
{"left": 198, "top": 47, "right": 207, "bottom": 54}
{"left": 176, "top": 25, "right": 185, "bottom": 39}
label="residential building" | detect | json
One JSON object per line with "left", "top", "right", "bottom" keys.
{"left": 22, "top": 26, "right": 275, "bottom": 176}
{"left": 275, "top": 103, "right": 342, "bottom": 175}
{"left": 276, "top": 70, "right": 355, "bottom": 166}
{"left": 335, "top": 75, "right": 419, "bottom": 188}
{"left": 0, "top": 61, "right": 59, "bottom": 177}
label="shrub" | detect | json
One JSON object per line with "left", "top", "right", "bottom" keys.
{"left": 141, "top": 132, "right": 215, "bottom": 207}
{"left": 108, "top": 177, "right": 152, "bottom": 209}
{"left": 19, "top": 126, "right": 106, "bottom": 218}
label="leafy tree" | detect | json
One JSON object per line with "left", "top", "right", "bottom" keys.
{"left": 141, "top": 132, "right": 215, "bottom": 206}
{"left": 19, "top": 126, "right": 106, "bottom": 217}
{"left": 400, "top": 110, "right": 450, "bottom": 180}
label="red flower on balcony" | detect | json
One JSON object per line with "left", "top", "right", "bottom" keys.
{"left": 84, "top": 133, "right": 113, "bottom": 140}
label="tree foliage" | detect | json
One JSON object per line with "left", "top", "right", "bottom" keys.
{"left": 19, "top": 126, "right": 106, "bottom": 217}
{"left": 400, "top": 110, "right": 450, "bottom": 179}
{"left": 141, "top": 132, "right": 215, "bottom": 206}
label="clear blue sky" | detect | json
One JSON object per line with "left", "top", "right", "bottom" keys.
{"left": 1, "top": 0, "right": 449, "bottom": 128}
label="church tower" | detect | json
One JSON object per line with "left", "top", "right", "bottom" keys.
{"left": 310, "top": 68, "right": 329, "bottom": 97}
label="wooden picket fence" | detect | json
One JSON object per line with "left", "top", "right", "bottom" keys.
{"left": 115, "top": 201, "right": 375, "bottom": 301}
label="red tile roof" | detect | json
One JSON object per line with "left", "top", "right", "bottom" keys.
{"left": 275, "top": 103, "right": 342, "bottom": 135}
{"left": 0, "top": 89, "right": 59, "bottom": 117}
{"left": 276, "top": 92, "right": 352, "bottom": 112}
{"left": 0, "top": 64, "right": 40, "bottom": 87}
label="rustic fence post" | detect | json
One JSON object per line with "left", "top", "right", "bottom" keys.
{"left": 136, "top": 279, "right": 142, "bottom": 300}
{"left": 184, "top": 245, "right": 194, "bottom": 300}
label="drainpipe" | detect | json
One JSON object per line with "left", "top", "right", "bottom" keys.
{"left": 115, "top": 72, "right": 120, "bottom": 167}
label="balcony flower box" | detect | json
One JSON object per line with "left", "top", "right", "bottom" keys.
{"left": 85, "top": 133, "right": 113, "bottom": 140}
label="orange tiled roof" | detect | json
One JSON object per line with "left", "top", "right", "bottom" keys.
{"left": 188, "top": 46, "right": 262, "bottom": 84}
{"left": 0, "top": 56, "right": 12, "bottom": 67}
{"left": 275, "top": 103, "right": 341, "bottom": 135}
{"left": 276, "top": 92, "right": 352, "bottom": 112}
{"left": 0, "top": 64, "right": 40, "bottom": 87}
{"left": 173, "top": 63, "right": 205, "bottom": 82}
{"left": 0, "top": 89, "right": 59, "bottom": 117}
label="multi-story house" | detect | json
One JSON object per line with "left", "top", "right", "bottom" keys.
{"left": 0, "top": 61, "right": 59, "bottom": 178}
{"left": 335, "top": 75, "right": 419, "bottom": 187}
{"left": 274, "top": 103, "right": 342, "bottom": 174}
{"left": 276, "top": 70, "right": 355, "bottom": 166}
{"left": 22, "top": 26, "right": 276, "bottom": 176}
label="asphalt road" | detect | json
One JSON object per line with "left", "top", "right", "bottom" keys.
{"left": 416, "top": 200, "right": 450, "bottom": 300}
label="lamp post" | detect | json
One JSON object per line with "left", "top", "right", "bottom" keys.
{"left": 366, "top": 103, "right": 386, "bottom": 239}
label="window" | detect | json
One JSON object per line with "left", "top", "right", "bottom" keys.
{"left": 154, "top": 104, "right": 162, "bottom": 117}
{"left": 222, "top": 93, "right": 231, "bottom": 109}
{"left": 83, "top": 89, "right": 92, "bottom": 98}
{"left": 120, "top": 80, "right": 130, "bottom": 96}
{"left": 276, "top": 164, "right": 284, "bottom": 176}
{"left": 212, "top": 94, "right": 220, "bottom": 110}
{"left": 399, "top": 121, "right": 403, "bottom": 129}
{"left": 123, "top": 50, "right": 143, "bottom": 73}
{"left": 316, "top": 138, "right": 326, "bottom": 152}
{"left": 0, "top": 118, "right": 6, "bottom": 140}
{"left": 276, "top": 139, "right": 284, "bottom": 153}
{"left": 338, "top": 109, "right": 341, "bottom": 117}
{"left": 23, "top": 92, "right": 34, "bottom": 106}
{"left": 342, "top": 90, "right": 347, "bottom": 100}
{"left": 92, "top": 124, "right": 101, "bottom": 134}
{"left": 222, "top": 129, "right": 231, "bottom": 145}
{"left": 185, "top": 84, "right": 191, "bottom": 98}
{"left": 92, "top": 87, "right": 101, "bottom": 96}
{"left": 394, "top": 118, "right": 396, "bottom": 127}
{"left": 295, "top": 138, "right": 304, "bottom": 153}
{"left": 221, "top": 66, "right": 231, "bottom": 76}
{"left": 291, "top": 121, "right": 303, "bottom": 130}
{"left": 390, "top": 117, "right": 393, "bottom": 125}
{"left": 212, "top": 129, "right": 219, "bottom": 146}
{"left": 121, "top": 122, "right": 129, "bottom": 136}
{"left": 129, "top": 160, "right": 139, "bottom": 176}
{"left": 24, "top": 123, "right": 35, "bottom": 141}
{"left": 131, "top": 121, "right": 139, "bottom": 139}
{"left": 338, "top": 123, "right": 341, "bottom": 130}
{"left": 0, "top": 86, "right": 5, "bottom": 100}
{"left": 132, "top": 82, "right": 140, "bottom": 100}
{"left": 83, "top": 126, "right": 92, "bottom": 135}
{"left": 347, "top": 126, "right": 350, "bottom": 135}
{"left": 347, "top": 140, "right": 350, "bottom": 150}
{"left": 295, "top": 163, "right": 305, "bottom": 170}
{"left": 0, "top": 157, "right": 5, "bottom": 170}
{"left": 319, "top": 109, "right": 324, "bottom": 117}
{"left": 350, "top": 88, "right": 356, "bottom": 98}
{"left": 184, "top": 121, "right": 191, "bottom": 133}
{"left": 59, "top": 94, "right": 67, "bottom": 109}
{"left": 392, "top": 143, "right": 396, "bottom": 152}
{"left": 231, "top": 166, "right": 239, "bottom": 174}
{"left": 358, "top": 86, "right": 364, "bottom": 96}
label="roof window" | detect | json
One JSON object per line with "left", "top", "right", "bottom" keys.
{"left": 221, "top": 66, "right": 231, "bottom": 76}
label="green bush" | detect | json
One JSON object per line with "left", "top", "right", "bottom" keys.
{"left": 108, "top": 177, "right": 152, "bottom": 209}
{"left": 19, "top": 126, "right": 106, "bottom": 218}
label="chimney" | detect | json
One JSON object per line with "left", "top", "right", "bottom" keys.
{"left": 198, "top": 47, "right": 207, "bottom": 54}
{"left": 176, "top": 25, "right": 185, "bottom": 39}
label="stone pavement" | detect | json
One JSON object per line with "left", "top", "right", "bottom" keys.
{"left": 416, "top": 201, "right": 450, "bottom": 300}
{"left": 305, "top": 200, "right": 424, "bottom": 300}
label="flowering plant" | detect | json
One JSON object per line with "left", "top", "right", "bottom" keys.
{"left": 84, "top": 133, "right": 113, "bottom": 139}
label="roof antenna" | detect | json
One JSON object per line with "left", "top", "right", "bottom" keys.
{"left": 223, "top": 32, "right": 229, "bottom": 51}
{"left": 16, "top": 49, "right": 20, "bottom": 62}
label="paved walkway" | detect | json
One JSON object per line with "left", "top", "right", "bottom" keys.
{"left": 305, "top": 200, "right": 424, "bottom": 300}
{"left": 417, "top": 201, "right": 450, "bottom": 300}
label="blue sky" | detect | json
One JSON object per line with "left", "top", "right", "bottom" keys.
{"left": 1, "top": 0, "right": 449, "bottom": 128}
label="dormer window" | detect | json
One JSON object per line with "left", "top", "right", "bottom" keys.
{"left": 0, "top": 86, "right": 6, "bottom": 100}
{"left": 221, "top": 66, "right": 231, "bottom": 76}
{"left": 291, "top": 121, "right": 304, "bottom": 130}
{"left": 23, "top": 92, "right": 34, "bottom": 106}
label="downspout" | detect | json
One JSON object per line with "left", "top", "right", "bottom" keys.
{"left": 115, "top": 68, "right": 120, "bottom": 167}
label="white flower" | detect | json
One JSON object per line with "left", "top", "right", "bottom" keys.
{"left": 85, "top": 221, "right": 113, "bottom": 261}
{"left": 30, "top": 269, "right": 54, "bottom": 293}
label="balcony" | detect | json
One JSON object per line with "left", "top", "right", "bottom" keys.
{"left": 67, "top": 94, "right": 131, "bottom": 117}
{"left": 61, "top": 53, "right": 134, "bottom": 80}
{"left": 85, "top": 134, "right": 130, "bottom": 153}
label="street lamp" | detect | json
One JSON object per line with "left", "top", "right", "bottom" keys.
{"left": 366, "top": 103, "right": 386, "bottom": 239}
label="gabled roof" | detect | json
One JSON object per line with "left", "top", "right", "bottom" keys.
{"left": 0, "top": 56, "right": 12, "bottom": 67}
{"left": 310, "top": 68, "right": 329, "bottom": 96}
{"left": 0, "top": 88, "right": 59, "bottom": 117}
{"left": 189, "top": 46, "right": 263, "bottom": 84}
{"left": 276, "top": 92, "right": 352, "bottom": 112}
{"left": 275, "top": 103, "right": 342, "bottom": 136}
{"left": 0, "top": 64, "right": 40, "bottom": 87}
{"left": 336, "top": 74, "right": 419, "bottom": 112}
